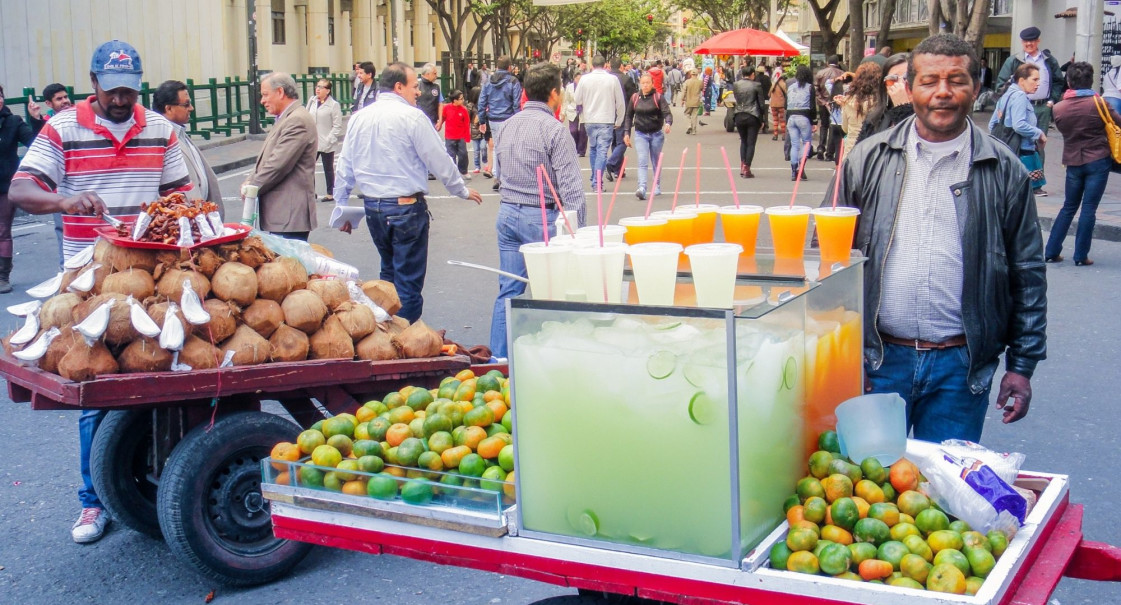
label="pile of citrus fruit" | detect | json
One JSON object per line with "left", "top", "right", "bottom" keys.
{"left": 771, "top": 431, "right": 1011, "bottom": 595}
{"left": 269, "top": 368, "right": 515, "bottom": 506}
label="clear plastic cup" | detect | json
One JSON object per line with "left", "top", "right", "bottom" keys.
{"left": 576, "top": 225, "right": 627, "bottom": 244}
{"left": 765, "top": 206, "right": 812, "bottom": 258}
{"left": 685, "top": 243, "right": 743, "bottom": 308}
{"left": 572, "top": 242, "right": 629, "bottom": 303}
{"left": 627, "top": 242, "right": 683, "bottom": 306}
{"left": 718, "top": 205, "right": 764, "bottom": 256}
{"left": 554, "top": 210, "right": 580, "bottom": 236}
{"left": 618, "top": 216, "right": 668, "bottom": 245}
{"left": 812, "top": 207, "right": 861, "bottom": 261}
{"left": 690, "top": 204, "right": 721, "bottom": 244}
{"left": 545, "top": 237, "right": 586, "bottom": 301}
{"left": 520, "top": 242, "right": 572, "bottom": 301}
{"left": 651, "top": 209, "right": 699, "bottom": 253}
{"left": 835, "top": 393, "right": 907, "bottom": 466}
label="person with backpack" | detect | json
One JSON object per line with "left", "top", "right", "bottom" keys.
{"left": 623, "top": 73, "right": 672, "bottom": 200}
{"left": 995, "top": 27, "right": 1064, "bottom": 190}
{"left": 478, "top": 55, "right": 523, "bottom": 190}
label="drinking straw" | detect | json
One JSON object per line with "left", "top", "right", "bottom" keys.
{"left": 540, "top": 164, "right": 576, "bottom": 236}
{"left": 671, "top": 148, "right": 688, "bottom": 211}
{"left": 596, "top": 171, "right": 605, "bottom": 247}
{"left": 789, "top": 142, "right": 812, "bottom": 208}
{"left": 719, "top": 146, "right": 741, "bottom": 208}
{"left": 650, "top": 151, "right": 665, "bottom": 204}
{"left": 604, "top": 156, "right": 628, "bottom": 225}
{"left": 695, "top": 143, "right": 701, "bottom": 207}
{"left": 536, "top": 166, "right": 550, "bottom": 245}
{"left": 831, "top": 145, "right": 845, "bottom": 209}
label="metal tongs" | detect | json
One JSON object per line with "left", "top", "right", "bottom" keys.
{"left": 99, "top": 211, "right": 125, "bottom": 229}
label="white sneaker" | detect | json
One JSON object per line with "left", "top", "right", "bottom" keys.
{"left": 72, "top": 507, "right": 110, "bottom": 544}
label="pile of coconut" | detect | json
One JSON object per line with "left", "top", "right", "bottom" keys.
{"left": 3, "top": 236, "right": 445, "bottom": 381}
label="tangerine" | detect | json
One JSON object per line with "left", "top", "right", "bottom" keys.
{"left": 926, "top": 563, "right": 967, "bottom": 594}
{"left": 342, "top": 480, "right": 367, "bottom": 496}
{"left": 786, "top": 551, "right": 820, "bottom": 574}
{"left": 889, "top": 458, "right": 920, "bottom": 493}
{"left": 297, "top": 429, "right": 326, "bottom": 455}
{"left": 385, "top": 423, "right": 412, "bottom": 447}
{"left": 270, "top": 441, "right": 301, "bottom": 471}
{"left": 858, "top": 559, "right": 893, "bottom": 581}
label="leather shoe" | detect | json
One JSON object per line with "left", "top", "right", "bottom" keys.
{"left": 1075, "top": 259, "right": 1094, "bottom": 266}
{"left": 604, "top": 171, "right": 615, "bottom": 182}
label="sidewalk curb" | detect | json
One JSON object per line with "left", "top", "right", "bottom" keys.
{"left": 1038, "top": 216, "right": 1121, "bottom": 243}
{"left": 196, "top": 134, "right": 247, "bottom": 152}
{"left": 211, "top": 156, "right": 258, "bottom": 175}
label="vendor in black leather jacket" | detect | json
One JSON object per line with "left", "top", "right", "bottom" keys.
{"left": 824, "top": 34, "right": 1046, "bottom": 442}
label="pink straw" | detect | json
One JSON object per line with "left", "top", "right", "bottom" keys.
{"left": 671, "top": 148, "right": 688, "bottom": 211}
{"left": 695, "top": 143, "right": 701, "bottom": 207}
{"left": 789, "top": 142, "right": 812, "bottom": 208}
{"left": 536, "top": 166, "right": 550, "bottom": 245}
{"left": 650, "top": 152, "right": 665, "bottom": 203}
{"left": 604, "top": 156, "right": 628, "bottom": 225}
{"left": 831, "top": 145, "right": 845, "bottom": 209}
{"left": 719, "top": 146, "right": 741, "bottom": 208}
{"left": 596, "top": 171, "right": 604, "bottom": 247}
{"left": 540, "top": 164, "right": 575, "bottom": 236}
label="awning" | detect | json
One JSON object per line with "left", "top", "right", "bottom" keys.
{"left": 693, "top": 28, "right": 801, "bottom": 57}
{"left": 1054, "top": 6, "right": 1114, "bottom": 17}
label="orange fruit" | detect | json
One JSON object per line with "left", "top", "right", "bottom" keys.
{"left": 853, "top": 517, "right": 891, "bottom": 546}
{"left": 829, "top": 498, "right": 860, "bottom": 532}
{"left": 868, "top": 502, "right": 900, "bottom": 527}
{"left": 926, "top": 563, "right": 967, "bottom": 594}
{"left": 297, "top": 429, "right": 326, "bottom": 455}
{"left": 897, "top": 490, "right": 931, "bottom": 518}
{"left": 858, "top": 558, "right": 894, "bottom": 581}
{"left": 459, "top": 425, "right": 488, "bottom": 450}
{"left": 786, "top": 551, "right": 820, "bottom": 574}
{"left": 786, "top": 527, "right": 819, "bottom": 552}
{"left": 890, "top": 458, "right": 920, "bottom": 493}
{"left": 384, "top": 465, "right": 406, "bottom": 478}
{"left": 821, "top": 474, "right": 853, "bottom": 503}
{"left": 440, "top": 445, "right": 472, "bottom": 469}
{"left": 385, "top": 423, "right": 412, "bottom": 447}
{"left": 387, "top": 405, "right": 416, "bottom": 425}
{"left": 820, "top": 525, "right": 853, "bottom": 546}
{"left": 903, "top": 534, "right": 934, "bottom": 562}
{"left": 851, "top": 496, "right": 871, "bottom": 519}
{"left": 803, "top": 497, "right": 828, "bottom": 524}
{"left": 477, "top": 436, "right": 505, "bottom": 460}
{"left": 270, "top": 441, "right": 301, "bottom": 470}
{"left": 485, "top": 400, "right": 508, "bottom": 423}
{"left": 311, "top": 444, "right": 342, "bottom": 468}
{"left": 502, "top": 471, "right": 516, "bottom": 499}
{"left": 965, "top": 575, "right": 985, "bottom": 596}
{"left": 483, "top": 390, "right": 503, "bottom": 402}
{"left": 454, "top": 369, "right": 476, "bottom": 382}
{"left": 791, "top": 520, "right": 821, "bottom": 536}
{"left": 786, "top": 505, "right": 806, "bottom": 526}
{"left": 342, "top": 480, "right": 367, "bottom": 496}
{"left": 355, "top": 406, "right": 377, "bottom": 423}
{"left": 274, "top": 471, "right": 291, "bottom": 485}
{"left": 900, "top": 553, "right": 932, "bottom": 584}
{"left": 915, "top": 508, "right": 951, "bottom": 536}
{"left": 817, "top": 542, "right": 852, "bottom": 575}
{"left": 928, "top": 530, "right": 965, "bottom": 555}
{"left": 933, "top": 549, "right": 971, "bottom": 577}
{"left": 796, "top": 477, "right": 827, "bottom": 502}
{"left": 854, "top": 479, "right": 885, "bottom": 504}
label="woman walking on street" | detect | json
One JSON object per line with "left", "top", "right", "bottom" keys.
{"left": 769, "top": 69, "right": 787, "bottom": 141}
{"left": 856, "top": 53, "right": 912, "bottom": 144}
{"left": 784, "top": 66, "right": 817, "bottom": 181}
{"left": 731, "top": 67, "right": 765, "bottom": 178}
{"left": 563, "top": 72, "right": 587, "bottom": 156}
{"left": 623, "top": 73, "right": 672, "bottom": 200}
{"left": 989, "top": 63, "right": 1048, "bottom": 196}
{"left": 306, "top": 79, "right": 342, "bottom": 201}
{"left": 1045, "top": 62, "right": 1121, "bottom": 266}
{"left": 0, "top": 84, "right": 45, "bottom": 292}
{"left": 840, "top": 62, "right": 882, "bottom": 156}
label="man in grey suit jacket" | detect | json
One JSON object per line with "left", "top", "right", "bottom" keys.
{"left": 152, "top": 80, "right": 223, "bottom": 218}
{"left": 246, "top": 72, "right": 318, "bottom": 240}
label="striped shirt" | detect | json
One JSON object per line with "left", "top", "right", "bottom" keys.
{"left": 878, "top": 122, "right": 971, "bottom": 342}
{"left": 13, "top": 97, "right": 191, "bottom": 260}
{"left": 494, "top": 101, "right": 586, "bottom": 223}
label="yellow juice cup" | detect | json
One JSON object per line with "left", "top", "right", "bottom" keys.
{"left": 690, "top": 204, "right": 721, "bottom": 244}
{"left": 765, "top": 206, "right": 812, "bottom": 258}
{"left": 718, "top": 205, "right": 764, "bottom": 256}
{"left": 618, "top": 216, "right": 668, "bottom": 245}
{"left": 651, "top": 209, "right": 699, "bottom": 254}
{"left": 812, "top": 207, "right": 861, "bottom": 261}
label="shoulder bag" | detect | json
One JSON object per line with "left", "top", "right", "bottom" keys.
{"left": 989, "top": 93, "right": 1023, "bottom": 153}
{"left": 1092, "top": 95, "right": 1121, "bottom": 163}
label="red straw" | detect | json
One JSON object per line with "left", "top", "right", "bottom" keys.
{"left": 789, "top": 142, "right": 812, "bottom": 208}
{"left": 831, "top": 145, "right": 845, "bottom": 209}
{"left": 536, "top": 166, "right": 550, "bottom": 245}
{"left": 650, "top": 151, "right": 665, "bottom": 202}
{"left": 540, "top": 164, "right": 575, "bottom": 236}
{"left": 604, "top": 156, "right": 628, "bottom": 225}
{"left": 694, "top": 143, "right": 701, "bottom": 207}
{"left": 596, "top": 171, "right": 605, "bottom": 247}
{"left": 719, "top": 146, "right": 741, "bottom": 208}
{"left": 671, "top": 148, "right": 688, "bottom": 211}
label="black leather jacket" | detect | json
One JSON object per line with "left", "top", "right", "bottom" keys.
{"left": 732, "top": 79, "right": 764, "bottom": 120}
{"left": 826, "top": 116, "right": 1047, "bottom": 392}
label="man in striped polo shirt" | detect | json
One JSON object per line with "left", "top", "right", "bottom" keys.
{"left": 9, "top": 40, "right": 191, "bottom": 545}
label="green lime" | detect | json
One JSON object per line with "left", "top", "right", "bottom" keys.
{"left": 498, "top": 444, "right": 515, "bottom": 472}
{"left": 367, "top": 474, "right": 398, "bottom": 499}
{"left": 400, "top": 480, "right": 434, "bottom": 505}
{"left": 357, "top": 455, "right": 384, "bottom": 474}
{"left": 646, "top": 350, "right": 677, "bottom": 379}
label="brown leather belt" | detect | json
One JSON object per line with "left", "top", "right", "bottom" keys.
{"left": 880, "top": 333, "right": 967, "bottom": 350}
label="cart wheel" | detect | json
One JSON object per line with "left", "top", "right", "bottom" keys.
{"left": 90, "top": 410, "right": 162, "bottom": 539}
{"left": 156, "top": 411, "right": 311, "bottom": 586}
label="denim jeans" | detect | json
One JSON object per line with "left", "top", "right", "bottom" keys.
{"left": 490, "top": 203, "right": 556, "bottom": 357}
{"left": 787, "top": 115, "right": 812, "bottom": 168}
{"left": 446, "top": 139, "right": 468, "bottom": 174}
{"left": 585, "top": 123, "right": 614, "bottom": 188}
{"left": 364, "top": 198, "right": 431, "bottom": 322}
{"left": 633, "top": 130, "right": 665, "bottom": 192}
{"left": 1106, "top": 96, "right": 1121, "bottom": 118}
{"left": 473, "top": 138, "right": 487, "bottom": 169}
{"left": 605, "top": 126, "right": 626, "bottom": 175}
{"left": 867, "top": 343, "right": 991, "bottom": 443}
{"left": 1045, "top": 156, "right": 1112, "bottom": 262}
{"left": 79, "top": 409, "right": 107, "bottom": 508}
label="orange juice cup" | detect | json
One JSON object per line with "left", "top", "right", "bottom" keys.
{"left": 651, "top": 209, "right": 699, "bottom": 253}
{"left": 765, "top": 206, "right": 812, "bottom": 258}
{"left": 812, "top": 207, "right": 860, "bottom": 260}
{"left": 618, "top": 216, "right": 668, "bottom": 245}
{"left": 718, "top": 205, "right": 764, "bottom": 256}
{"left": 691, "top": 204, "right": 721, "bottom": 244}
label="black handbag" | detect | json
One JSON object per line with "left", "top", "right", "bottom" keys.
{"left": 990, "top": 94, "right": 1024, "bottom": 152}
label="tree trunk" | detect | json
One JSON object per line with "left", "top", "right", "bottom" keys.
{"left": 928, "top": 0, "right": 941, "bottom": 36}
{"left": 848, "top": 0, "right": 865, "bottom": 69}
{"left": 877, "top": 0, "right": 897, "bottom": 50}
{"left": 963, "top": 0, "right": 991, "bottom": 52}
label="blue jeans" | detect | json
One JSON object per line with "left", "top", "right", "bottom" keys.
{"left": 79, "top": 410, "right": 107, "bottom": 508}
{"left": 867, "top": 343, "right": 991, "bottom": 443}
{"left": 1106, "top": 96, "right": 1121, "bottom": 118}
{"left": 364, "top": 198, "right": 430, "bottom": 322}
{"left": 473, "top": 138, "right": 487, "bottom": 169}
{"left": 490, "top": 203, "right": 556, "bottom": 358}
{"left": 787, "top": 115, "right": 812, "bottom": 168}
{"left": 633, "top": 130, "right": 665, "bottom": 192}
{"left": 605, "top": 126, "right": 626, "bottom": 175}
{"left": 1044, "top": 156, "right": 1112, "bottom": 263}
{"left": 585, "top": 123, "right": 614, "bottom": 188}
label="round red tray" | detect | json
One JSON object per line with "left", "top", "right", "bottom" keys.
{"left": 94, "top": 223, "right": 252, "bottom": 251}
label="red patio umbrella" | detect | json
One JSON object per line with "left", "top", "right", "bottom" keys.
{"left": 693, "top": 28, "right": 800, "bottom": 57}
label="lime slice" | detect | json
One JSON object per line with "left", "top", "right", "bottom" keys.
{"left": 653, "top": 321, "right": 682, "bottom": 330}
{"left": 646, "top": 350, "right": 677, "bottom": 379}
{"left": 688, "top": 391, "right": 718, "bottom": 425}
{"left": 683, "top": 363, "right": 705, "bottom": 388}
{"left": 782, "top": 356, "right": 798, "bottom": 391}
{"left": 574, "top": 510, "right": 599, "bottom": 537}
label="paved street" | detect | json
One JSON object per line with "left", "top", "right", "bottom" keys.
{"left": 1, "top": 109, "right": 1120, "bottom": 604}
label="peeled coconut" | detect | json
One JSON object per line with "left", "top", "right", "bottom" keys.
{"left": 146, "top": 301, "right": 185, "bottom": 328}
{"left": 193, "top": 299, "right": 238, "bottom": 344}
{"left": 307, "top": 278, "right": 349, "bottom": 311}
{"left": 308, "top": 315, "right": 355, "bottom": 360}
{"left": 220, "top": 325, "right": 270, "bottom": 366}
{"left": 241, "top": 299, "right": 284, "bottom": 339}
{"left": 101, "top": 268, "right": 156, "bottom": 300}
{"left": 58, "top": 340, "right": 119, "bottom": 381}
{"left": 41, "top": 329, "right": 82, "bottom": 375}
{"left": 362, "top": 280, "right": 402, "bottom": 316}
{"left": 41, "top": 293, "right": 83, "bottom": 328}
{"left": 211, "top": 262, "right": 258, "bottom": 306}
{"left": 193, "top": 247, "right": 225, "bottom": 278}
{"left": 255, "top": 261, "right": 293, "bottom": 302}
{"left": 156, "top": 268, "right": 211, "bottom": 302}
{"left": 72, "top": 293, "right": 135, "bottom": 347}
{"left": 178, "top": 335, "right": 221, "bottom": 370}
{"left": 269, "top": 323, "right": 310, "bottom": 362}
{"left": 66, "top": 263, "right": 112, "bottom": 295}
{"left": 334, "top": 301, "right": 377, "bottom": 340}
{"left": 392, "top": 320, "right": 442, "bottom": 359}
{"left": 356, "top": 330, "right": 399, "bottom": 361}
{"left": 117, "top": 337, "right": 173, "bottom": 373}
{"left": 281, "top": 289, "right": 327, "bottom": 334}
{"left": 275, "top": 256, "right": 308, "bottom": 290}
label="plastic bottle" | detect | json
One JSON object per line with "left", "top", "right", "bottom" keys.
{"left": 240, "top": 184, "right": 259, "bottom": 228}
{"left": 253, "top": 231, "right": 360, "bottom": 280}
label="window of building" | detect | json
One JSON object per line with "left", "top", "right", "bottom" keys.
{"left": 409, "top": 22, "right": 414, "bottom": 47}
{"left": 328, "top": 0, "right": 336, "bottom": 45}
{"left": 272, "top": 0, "right": 286, "bottom": 45}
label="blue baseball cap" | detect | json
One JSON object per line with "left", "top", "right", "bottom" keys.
{"left": 90, "top": 40, "right": 143, "bottom": 91}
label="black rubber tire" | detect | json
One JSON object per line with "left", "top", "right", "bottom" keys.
{"left": 90, "top": 410, "right": 162, "bottom": 539}
{"left": 156, "top": 411, "right": 312, "bottom": 586}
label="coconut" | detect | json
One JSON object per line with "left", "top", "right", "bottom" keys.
{"left": 94, "top": 240, "right": 160, "bottom": 273}
{"left": 392, "top": 320, "right": 443, "bottom": 359}
{"left": 71, "top": 293, "right": 135, "bottom": 347}
{"left": 220, "top": 324, "right": 270, "bottom": 366}
{"left": 281, "top": 289, "right": 327, "bottom": 334}
{"left": 236, "top": 236, "right": 276, "bottom": 269}
{"left": 308, "top": 315, "right": 355, "bottom": 360}
{"left": 356, "top": 330, "right": 399, "bottom": 361}
{"left": 310, "top": 243, "right": 334, "bottom": 258}
{"left": 58, "top": 340, "right": 119, "bottom": 381}
{"left": 334, "top": 301, "right": 377, "bottom": 341}
{"left": 275, "top": 256, "right": 308, "bottom": 290}
{"left": 117, "top": 337, "right": 173, "bottom": 373}
{"left": 41, "top": 329, "right": 82, "bottom": 374}
{"left": 307, "top": 278, "right": 349, "bottom": 311}
{"left": 59, "top": 269, "right": 82, "bottom": 294}
{"left": 269, "top": 323, "right": 310, "bottom": 362}
{"left": 66, "top": 263, "right": 112, "bottom": 295}
{"left": 194, "top": 299, "right": 239, "bottom": 344}
{"left": 146, "top": 301, "right": 185, "bottom": 328}
{"left": 179, "top": 334, "right": 221, "bottom": 370}
{"left": 255, "top": 261, "right": 293, "bottom": 302}
{"left": 241, "top": 299, "right": 284, "bottom": 338}
{"left": 41, "top": 293, "right": 82, "bottom": 328}
{"left": 193, "top": 247, "right": 225, "bottom": 278}
{"left": 362, "top": 280, "right": 402, "bottom": 316}
{"left": 101, "top": 268, "right": 156, "bottom": 300}
{"left": 156, "top": 268, "right": 211, "bottom": 302}
{"left": 211, "top": 262, "right": 258, "bottom": 306}
{"left": 383, "top": 315, "right": 410, "bottom": 337}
